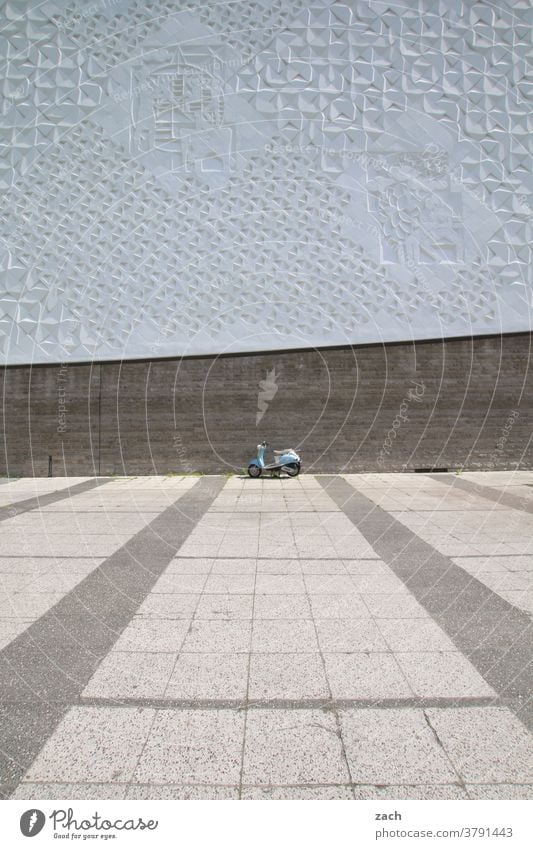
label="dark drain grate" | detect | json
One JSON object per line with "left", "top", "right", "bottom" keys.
{"left": 414, "top": 467, "right": 449, "bottom": 473}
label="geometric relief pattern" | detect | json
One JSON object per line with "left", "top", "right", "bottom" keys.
{"left": 0, "top": 0, "right": 531, "bottom": 364}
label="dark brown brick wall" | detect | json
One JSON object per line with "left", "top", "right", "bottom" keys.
{"left": 1, "top": 334, "right": 531, "bottom": 476}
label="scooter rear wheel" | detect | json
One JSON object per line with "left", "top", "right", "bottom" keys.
{"left": 248, "top": 464, "right": 262, "bottom": 478}
{"left": 284, "top": 463, "right": 300, "bottom": 477}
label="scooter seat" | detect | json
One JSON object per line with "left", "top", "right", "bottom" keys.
{"left": 273, "top": 449, "right": 292, "bottom": 456}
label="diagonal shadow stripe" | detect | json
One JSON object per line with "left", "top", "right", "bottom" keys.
{"left": 318, "top": 476, "right": 533, "bottom": 733}
{"left": 0, "top": 476, "right": 225, "bottom": 798}
{"left": 429, "top": 472, "right": 533, "bottom": 515}
{"left": 0, "top": 478, "right": 112, "bottom": 523}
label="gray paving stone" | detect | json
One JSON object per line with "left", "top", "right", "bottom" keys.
{"left": 133, "top": 709, "right": 244, "bottom": 785}
{"left": 137, "top": 594, "right": 200, "bottom": 618}
{"left": 11, "top": 783, "right": 128, "bottom": 800}
{"left": 127, "top": 785, "right": 239, "bottom": 799}
{"left": 315, "top": 620, "right": 388, "bottom": 653}
{"left": 82, "top": 652, "right": 177, "bottom": 699}
{"left": 498, "top": 591, "right": 533, "bottom": 615}
{"left": 304, "top": 575, "right": 360, "bottom": 595}
{"left": 243, "top": 709, "right": 350, "bottom": 786}
{"left": 202, "top": 574, "right": 255, "bottom": 594}
{"left": 0, "top": 619, "right": 30, "bottom": 650}
{"left": 299, "top": 560, "right": 348, "bottom": 574}
{"left": 182, "top": 620, "right": 252, "bottom": 652}
{"left": 361, "top": 594, "right": 431, "bottom": 619}
{"left": 352, "top": 784, "right": 468, "bottom": 800}
{"left": 466, "top": 784, "right": 533, "bottom": 800}
{"left": 24, "top": 707, "right": 155, "bottom": 783}
{"left": 0, "top": 593, "right": 65, "bottom": 619}
{"left": 165, "top": 652, "right": 249, "bottom": 699}
{"left": 377, "top": 619, "right": 458, "bottom": 652}
{"left": 349, "top": 575, "right": 407, "bottom": 593}
{"left": 251, "top": 620, "right": 319, "bottom": 653}
{"left": 194, "top": 594, "right": 253, "bottom": 620}
{"left": 309, "top": 594, "right": 372, "bottom": 619}
{"left": 325, "top": 653, "right": 413, "bottom": 699}
{"left": 151, "top": 574, "right": 207, "bottom": 593}
{"left": 211, "top": 559, "right": 257, "bottom": 574}
{"left": 343, "top": 560, "right": 390, "bottom": 575}
{"left": 241, "top": 785, "right": 354, "bottom": 799}
{"left": 395, "top": 652, "right": 496, "bottom": 698}
{"left": 249, "top": 653, "right": 329, "bottom": 700}
{"left": 340, "top": 709, "right": 459, "bottom": 784}
{"left": 112, "top": 618, "right": 191, "bottom": 652}
{"left": 254, "top": 574, "right": 306, "bottom": 594}
{"left": 425, "top": 708, "right": 533, "bottom": 783}
{"left": 253, "top": 594, "right": 311, "bottom": 619}
{"left": 165, "top": 558, "right": 214, "bottom": 574}
{"left": 256, "top": 559, "right": 302, "bottom": 574}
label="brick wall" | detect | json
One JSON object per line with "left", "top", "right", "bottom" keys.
{"left": 1, "top": 334, "right": 531, "bottom": 476}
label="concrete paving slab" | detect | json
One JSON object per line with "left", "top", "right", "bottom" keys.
{"left": 253, "top": 593, "right": 311, "bottom": 619}
{"left": 24, "top": 707, "right": 155, "bottom": 784}
{"left": 361, "top": 594, "right": 431, "bottom": 618}
{"left": 11, "top": 782, "right": 128, "bottom": 799}
{"left": 133, "top": 709, "right": 244, "bottom": 785}
{"left": 251, "top": 620, "right": 319, "bottom": 653}
{"left": 300, "top": 559, "right": 349, "bottom": 574}
{"left": 304, "top": 575, "right": 362, "bottom": 595}
{"left": 202, "top": 574, "right": 256, "bottom": 594}
{"left": 377, "top": 619, "right": 459, "bottom": 652}
{"left": 165, "top": 558, "right": 214, "bottom": 574}
{"left": 256, "top": 559, "right": 303, "bottom": 574}
{"left": 315, "top": 620, "right": 388, "bottom": 652}
{"left": 324, "top": 653, "right": 413, "bottom": 699}
{"left": 249, "top": 653, "right": 329, "bottom": 700}
{"left": 466, "top": 784, "right": 533, "bottom": 800}
{"left": 254, "top": 574, "right": 306, "bottom": 594}
{"left": 137, "top": 594, "right": 200, "bottom": 618}
{"left": 165, "top": 653, "right": 249, "bottom": 700}
{"left": 352, "top": 784, "right": 468, "bottom": 799}
{"left": 426, "top": 707, "right": 533, "bottom": 783}
{"left": 112, "top": 618, "right": 191, "bottom": 652}
{"left": 211, "top": 559, "right": 257, "bottom": 574}
{"left": 182, "top": 620, "right": 252, "bottom": 652}
{"left": 127, "top": 785, "right": 239, "bottom": 799}
{"left": 241, "top": 785, "right": 354, "bottom": 799}
{"left": 243, "top": 709, "right": 349, "bottom": 786}
{"left": 308, "top": 593, "right": 371, "bottom": 619}
{"left": 82, "top": 652, "right": 177, "bottom": 699}
{"left": 394, "top": 652, "right": 497, "bottom": 698}
{"left": 340, "top": 709, "right": 459, "bottom": 784}
{"left": 151, "top": 574, "right": 208, "bottom": 593}
{"left": 195, "top": 594, "right": 254, "bottom": 620}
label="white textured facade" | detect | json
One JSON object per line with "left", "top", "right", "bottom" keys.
{"left": 0, "top": 0, "right": 531, "bottom": 364}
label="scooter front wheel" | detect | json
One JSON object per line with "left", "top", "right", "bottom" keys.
{"left": 284, "top": 463, "right": 300, "bottom": 477}
{"left": 248, "top": 464, "right": 262, "bottom": 478}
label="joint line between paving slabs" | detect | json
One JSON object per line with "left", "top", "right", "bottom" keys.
{"left": 76, "top": 696, "right": 502, "bottom": 711}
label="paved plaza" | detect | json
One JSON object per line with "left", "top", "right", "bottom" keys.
{"left": 0, "top": 472, "right": 532, "bottom": 800}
